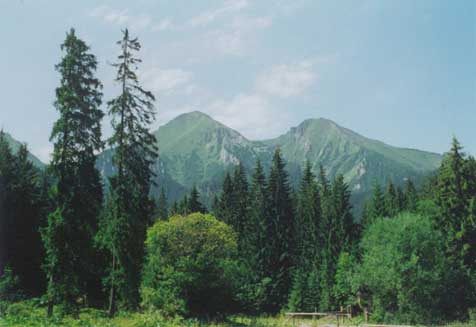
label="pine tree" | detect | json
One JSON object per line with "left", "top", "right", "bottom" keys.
{"left": 216, "top": 172, "right": 234, "bottom": 225}
{"left": 248, "top": 159, "right": 268, "bottom": 283}
{"left": 232, "top": 162, "right": 250, "bottom": 252}
{"left": 97, "top": 29, "right": 158, "bottom": 316}
{"left": 403, "top": 179, "right": 418, "bottom": 212}
{"left": 264, "top": 149, "right": 294, "bottom": 312}
{"left": 42, "top": 29, "right": 104, "bottom": 316}
{"left": 187, "top": 186, "right": 207, "bottom": 214}
{"left": 155, "top": 188, "right": 168, "bottom": 220}
{"left": 366, "top": 181, "right": 386, "bottom": 225}
{"left": 320, "top": 174, "right": 354, "bottom": 310}
{"left": 170, "top": 200, "right": 179, "bottom": 216}
{"left": 7, "top": 145, "right": 46, "bottom": 295}
{"left": 316, "top": 165, "right": 333, "bottom": 310}
{"left": 0, "top": 131, "right": 15, "bottom": 278}
{"left": 288, "top": 161, "right": 321, "bottom": 311}
{"left": 384, "top": 181, "right": 398, "bottom": 217}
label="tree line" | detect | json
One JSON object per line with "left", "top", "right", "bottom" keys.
{"left": 0, "top": 27, "right": 475, "bottom": 325}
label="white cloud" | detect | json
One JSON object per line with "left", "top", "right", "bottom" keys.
{"left": 255, "top": 61, "right": 317, "bottom": 97}
{"left": 204, "top": 16, "right": 273, "bottom": 56}
{"left": 188, "top": 0, "right": 249, "bottom": 27}
{"left": 205, "top": 93, "right": 287, "bottom": 139}
{"left": 152, "top": 18, "right": 174, "bottom": 31}
{"left": 141, "top": 67, "right": 193, "bottom": 95}
{"left": 89, "top": 5, "right": 152, "bottom": 31}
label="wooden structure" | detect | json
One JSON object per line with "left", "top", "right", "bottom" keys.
{"left": 285, "top": 311, "right": 352, "bottom": 326}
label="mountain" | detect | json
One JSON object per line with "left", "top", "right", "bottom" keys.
{"left": 3, "top": 132, "right": 45, "bottom": 169}
{"left": 263, "top": 118, "right": 441, "bottom": 194}
{"left": 97, "top": 111, "right": 442, "bottom": 211}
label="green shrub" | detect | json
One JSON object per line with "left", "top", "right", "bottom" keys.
{"left": 0, "top": 266, "right": 23, "bottom": 302}
{"left": 141, "top": 213, "right": 240, "bottom": 317}
{"left": 355, "top": 213, "right": 466, "bottom": 324}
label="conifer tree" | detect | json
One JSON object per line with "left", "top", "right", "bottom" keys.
{"left": 404, "top": 179, "right": 418, "bottom": 212}
{"left": 288, "top": 161, "right": 321, "bottom": 311}
{"left": 264, "top": 149, "right": 294, "bottom": 312}
{"left": 97, "top": 29, "right": 158, "bottom": 316}
{"left": 155, "top": 188, "right": 168, "bottom": 220}
{"left": 187, "top": 186, "right": 207, "bottom": 213}
{"left": 384, "top": 181, "right": 398, "bottom": 217}
{"left": 42, "top": 29, "right": 104, "bottom": 316}
{"left": 366, "top": 182, "right": 386, "bottom": 225}
{"left": 316, "top": 165, "right": 333, "bottom": 310}
{"left": 231, "top": 162, "right": 250, "bottom": 252}
{"left": 248, "top": 159, "right": 268, "bottom": 280}
{"left": 0, "top": 132, "right": 15, "bottom": 278}
{"left": 216, "top": 172, "right": 234, "bottom": 224}
{"left": 7, "top": 145, "right": 46, "bottom": 295}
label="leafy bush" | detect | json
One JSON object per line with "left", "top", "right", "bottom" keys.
{"left": 0, "top": 266, "right": 23, "bottom": 303}
{"left": 141, "top": 213, "right": 240, "bottom": 317}
{"left": 355, "top": 213, "right": 467, "bottom": 324}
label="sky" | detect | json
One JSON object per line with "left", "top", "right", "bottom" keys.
{"left": 1, "top": 0, "right": 475, "bottom": 162}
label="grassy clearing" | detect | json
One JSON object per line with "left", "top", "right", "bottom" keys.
{"left": 0, "top": 300, "right": 474, "bottom": 327}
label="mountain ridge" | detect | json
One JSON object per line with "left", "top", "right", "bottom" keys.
{"left": 96, "top": 111, "right": 441, "bottom": 213}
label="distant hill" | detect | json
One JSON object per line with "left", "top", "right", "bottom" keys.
{"left": 3, "top": 132, "right": 45, "bottom": 169}
{"left": 97, "top": 111, "right": 442, "bottom": 212}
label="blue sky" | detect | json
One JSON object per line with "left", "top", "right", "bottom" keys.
{"left": 1, "top": 0, "right": 475, "bottom": 162}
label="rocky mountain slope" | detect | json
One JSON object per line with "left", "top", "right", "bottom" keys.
{"left": 97, "top": 111, "right": 442, "bottom": 210}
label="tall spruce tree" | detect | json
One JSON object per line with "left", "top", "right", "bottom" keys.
{"left": 265, "top": 149, "right": 295, "bottom": 312}
{"left": 97, "top": 29, "right": 158, "bottom": 316}
{"left": 232, "top": 162, "right": 250, "bottom": 252}
{"left": 248, "top": 159, "right": 268, "bottom": 283}
{"left": 433, "top": 138, "right": 476, "bottom": 309}
{"left": 216, "top": 172, "right": 234, "bottom": 225}
{"left": 0, "top": 131, "right": 15, "bottom": 278}
{"left": 187, "top": 186, "right": 207, "bottom": 214}
{"left": 384, "top": 181, "right": 398, "bottom": 217}
{"left": 42, "top": 29, "right": 104, "bottom": 316}
{"left": 155, "top": 187, "right": 168, "bottom": 220}
{"left": 404, "top": 179, "right": 418, "bottom": 212}
{"left": 7, "top": 145, "right": 46, "bottom": 295}
{"left": 288, "top": 161, "right": 321, "bottom": 311}
{"left": 316, "top": 165, "right": 333, "bottom": 310}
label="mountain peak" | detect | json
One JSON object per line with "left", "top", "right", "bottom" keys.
{"left": 173, "top": 111, "right": 216, "bottom": 123}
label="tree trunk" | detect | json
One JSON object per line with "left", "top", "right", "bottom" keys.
{"left": 108, "top": 254, "right": 117, "bottom": 317}
{"left": 47, "top": 275, "right": 54, "bottom": 318}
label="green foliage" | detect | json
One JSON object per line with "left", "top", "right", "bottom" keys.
{"left": 98, "top": 28, "right": 158, "bottom": 314}
{"left": 187, "top": 186, "right": 207, "bottom": 214}
{"left": 155, "top": 187, "right": 169, "bottom": 220}
{"left": 263, "top": 149, "right": 294, "bottom": 312}
{"left": 0, "top": 134, "right": 46, "bottom": 296}
{"left": 141, "top": 213, "right": 239, "bottom": 317}
{"left": 0, "top": 267, "right": 22, "bottom": 302}
{"left": 43, "top": 28, "right": 104, "bottom": 312}
{"left": 333, "top": 252, "right": 357, "bottom": 307}
{"left": 355, "top": 213, "right": 465, "bottom": 324}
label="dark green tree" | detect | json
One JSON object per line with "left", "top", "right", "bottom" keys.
{"left": 288, "top": 161, "right": 321, "bottom": 311}
{"left": 248, "top": 159, "right": 269, "bottom": 290}
{"left": 42, "top": 28, "right": 104, "bottom": 316}
{"left": 264, "top": 149, "right": 294, "bottom": 312}
{"left": 187, "top": 186, "right": 207, "bottom": 214}
{"left": 155, "top": 188, "right": 168, "bottom": 220}
{"left": 216, "top": 172, "right": 234, "bottom": 225}
{"left": 97, "top": 29, "right": 158, "bottom": 316}
{"left": 7, "top": 145, "right": 46, "bottom": 295}
{"left": 384, "top": 181, "right": 398, "bottom": 217}
{"left": 404, "top": 179, "right": 418, "bottom": 212}
{"left": 231, "top": 162, "right": 250, "bottom": 253}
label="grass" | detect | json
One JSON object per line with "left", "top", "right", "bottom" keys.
{"left": 0, "top": 300, "right": 475, "bottom": 327}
